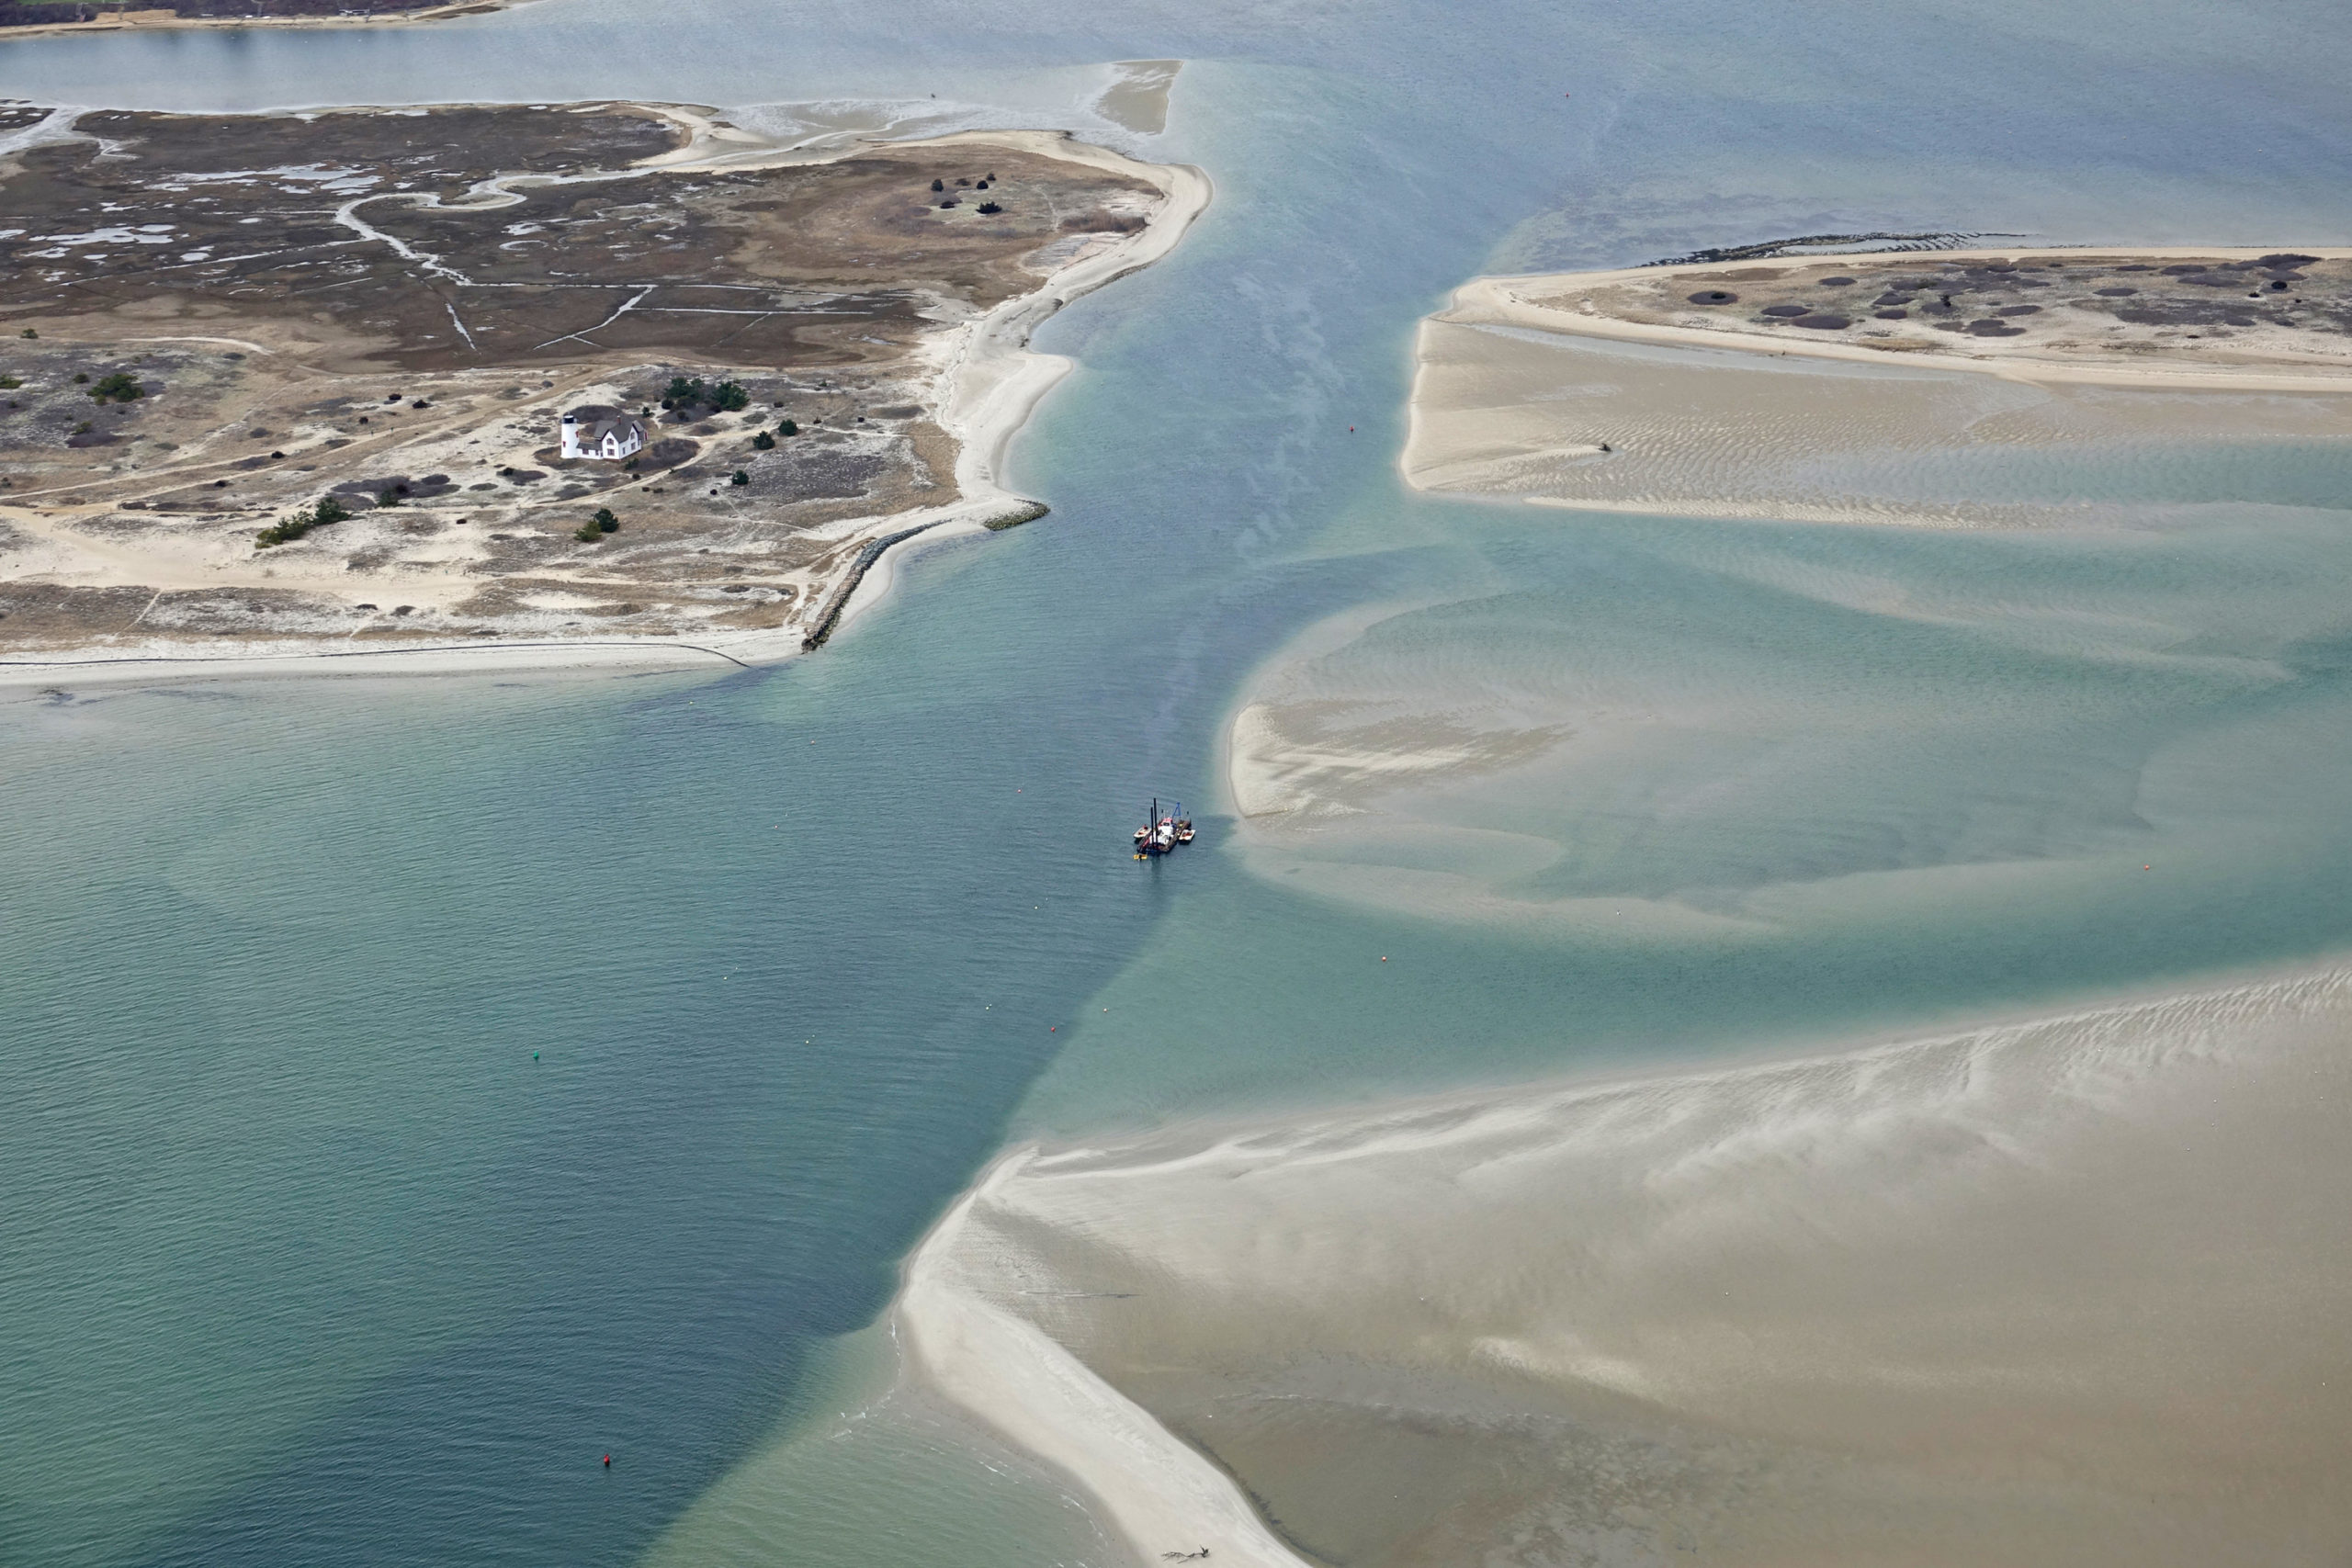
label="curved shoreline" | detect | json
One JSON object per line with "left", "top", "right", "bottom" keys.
{"left": 892, "top": 954, "right": 2352, "bottom": 1568}
{"left": 0, "top": 126, "right": 1211, "bottom": 689}
{"left": 895, "top": 1151, "right": 1316, "bottom": 1568}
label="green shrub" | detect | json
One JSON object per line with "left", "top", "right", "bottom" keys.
{"left": 752, "top": 431, "right": 775, "bottom": 450}
{"left": 573, "top": 522, "right": 603, "bottom": 542}
{"left": 375, "top": 486, "right": 401, "bottom": 508}
{"left": 19, "top": 328, "right": 36, "bottom": 339}
{"left": 778, "top": 418, "right": 798, "bottom": 436}
{"left": 711, "top": 379, "right": 751, "bottom": 412}
{"left": 0, "top": 376, "right": 19, "bottom": 390}
{"left": 593, "top": 508, "right": 619, "bottom": 533}
{"left": 255, "top": 493, "right": 352, "bottom": 548}
{"left": 90, "top": 372, "right": 143, "bottom": 403}
{"left": 730, "top": 469, "right": 750, "bottom": 487}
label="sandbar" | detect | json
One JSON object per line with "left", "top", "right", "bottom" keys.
{"left": 899, "top": 963, "right": 2352, "bottom": 1567}
{"left": 1407, "top": 250, "right": 2352, "bottom": 527}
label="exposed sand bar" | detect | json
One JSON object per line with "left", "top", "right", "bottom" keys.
{"left": 900, "top": 1172, "right": 1311, "bottom": 1568}
{"left": 1094, "top": 61, "right": 1183, "bottom": 137}
{"left": 901, "top": 965, "right": 2352, "bottom": 1566}
{"left": 1406, "top": 254, "right": 2352, "bottom": 527}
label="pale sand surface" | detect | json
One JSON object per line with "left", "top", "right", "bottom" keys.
{"left": 1406, "top": 298, "right": 2352, "bottom": 530}
{"left": 1407, "top": 254, "right": 2352, "bottom": 528}
{"left": 901, "top": 965, "right": 2352, "bottom": 1567}
{"left": 1095, "top": 62, "right": 1183, "bottom": 137}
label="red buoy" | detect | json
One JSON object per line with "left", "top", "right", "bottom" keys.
{"left": 603, "top": 1454, "right": 612, "bottom": 1468}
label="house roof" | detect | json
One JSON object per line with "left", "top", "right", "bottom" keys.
{"left": 564, "top": 405, "right": 644, "bottom": 445}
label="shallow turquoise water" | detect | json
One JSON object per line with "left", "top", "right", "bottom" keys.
{"left": 3, "top": 2, "right": 2351, "bottom": 1564}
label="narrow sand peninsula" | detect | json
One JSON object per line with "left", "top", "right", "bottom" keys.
{"left": 1407, "top": 250, "right": 2352, "bottom": 526}
{"left": 900, "top": 965, "right": 2352, "bottom": 1567}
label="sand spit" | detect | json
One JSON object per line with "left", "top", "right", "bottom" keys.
{"left": 900, "top": 1172, "right": 1311, "bottom": 1568}
{"left": 901, "top": 965, "right": 2352, "bottom": 1566}
{"left": 1407, "top": 253, "right": 2352, "bottom": 527}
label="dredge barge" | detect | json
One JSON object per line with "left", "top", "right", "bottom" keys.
{"left": 1133, "top": 798, "right": 1196, "bottom": 859}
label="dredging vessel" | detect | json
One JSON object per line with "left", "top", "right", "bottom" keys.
{"left": 1133, "top": 798, "right": 1195, "bottom": 859}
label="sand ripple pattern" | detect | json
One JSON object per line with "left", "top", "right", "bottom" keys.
{"left": 910, "top": 967, "right": 2352, "bottom": 1568}
{"left": 1406, "top": 316, "right": 2352, "bottom": 529}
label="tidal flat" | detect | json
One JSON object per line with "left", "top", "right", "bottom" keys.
{"left": 912, "top": 965, "right": 2352, "bottom": 1567}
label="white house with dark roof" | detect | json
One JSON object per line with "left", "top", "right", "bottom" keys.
{"left": 560, "top": 407, "right": 647, "bottom": 461}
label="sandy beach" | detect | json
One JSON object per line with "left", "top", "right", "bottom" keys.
{"left": 898, "top": 964, "right": 2352, "bottom": 1567}
{"left": 1407, "top": 254, "right": 2352, "bottom": 528}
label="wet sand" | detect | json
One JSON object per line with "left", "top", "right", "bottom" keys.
{"left": 1094, "top": 61, "right": 1183, "bottom": 136}
{"left": 902, "top": 964, "right": 2352, "bottom": 1567}
{"left": 1407, "top": 256, "right": 2352, "bottom": 527}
